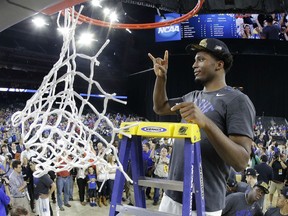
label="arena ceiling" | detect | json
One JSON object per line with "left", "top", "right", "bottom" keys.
{"left": 0, "top": 0, "right": 288, "bottom": 97}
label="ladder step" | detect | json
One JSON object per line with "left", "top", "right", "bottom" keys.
{"left": 138, "top": 177, "right": 183, "bottom": 192}
{"left": 116, "top": 204, "right": 179, "bottom": 216}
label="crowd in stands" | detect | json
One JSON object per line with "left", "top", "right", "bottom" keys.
{"left": 236, "top": 13, "right": 288, "bottom": 40}
{"left": 0, "top": 102, "right": 287, "bottom": 215}
{"left": 224, "top": 117, "right": 288, "bottom": 215}
{"left": 0, "top": 104, "right": 145, "bottom": 215}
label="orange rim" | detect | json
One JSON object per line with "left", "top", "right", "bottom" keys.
{"left": 69, "top": 0, "right": 205, "bottom": 29}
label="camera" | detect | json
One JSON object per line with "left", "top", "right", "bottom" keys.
{"left": 0, "top": 175, "right": 9, "bottom": 187}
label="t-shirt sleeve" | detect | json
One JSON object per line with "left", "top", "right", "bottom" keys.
{"left": 168, "top": 97, "right": 184, "bottom": 108}
{"left": 226, "top": 94, "right": 255, "bottom": 139}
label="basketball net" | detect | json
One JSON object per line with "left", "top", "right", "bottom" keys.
{"left": 11, "top": 6, "right": 133, "bottom": 186}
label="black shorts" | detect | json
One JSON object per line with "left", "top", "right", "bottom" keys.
{"left": 88, "top": 189, "right": 97, "bottom": 198}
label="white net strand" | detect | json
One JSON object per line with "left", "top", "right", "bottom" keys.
{"left": 10, "top": 6, "right": 133, "bottom": 182}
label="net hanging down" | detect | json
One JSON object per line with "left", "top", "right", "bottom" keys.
{"left": 11, "top": 6, "right": 134, "bottom": 185}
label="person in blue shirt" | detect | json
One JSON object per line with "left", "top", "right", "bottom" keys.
{"left": 0, "top": 175, "right": 11, "bottom": 216}
{"left": 87, "top": 166, "right": 98, "bottom": 207}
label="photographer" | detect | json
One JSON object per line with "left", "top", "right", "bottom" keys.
{"left": 269, "top": 152, "right": 287, "bottom": 207}
{"left": 0, "top": 165, "right": 11, "bottom": 216}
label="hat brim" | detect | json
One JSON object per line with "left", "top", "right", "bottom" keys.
{"left": 186, "top": 44, "right": 208, "bottom": 54}
{"left": 185, "top": 43, "right": 225, "bottom": 60}
{"left": 258, "top": 186, "right": 269, "bottom": 194}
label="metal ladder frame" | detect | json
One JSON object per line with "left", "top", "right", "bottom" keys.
{"left": 109, "top": 122, "right": 205, "bottom": 216}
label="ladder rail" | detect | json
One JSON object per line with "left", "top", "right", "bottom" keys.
{"left": 109, "top": 122, "right": 205, "bottom": 216}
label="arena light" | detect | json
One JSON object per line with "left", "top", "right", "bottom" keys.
{"left": 91, "top": 0, "right": 102, "bottom": 8}
{"left": 103, "top": 8, "right": 111, "bottom": 16}
{"left": 125, "top": 28, "right": 132, "bottom": 33}
{"left": 32, "top": 17, "right": 49, "bottom": 28}
{"left": 109, "top": 11, "right": 119, "bottom": 23}
{"left": 78, "top": 32, "right": 97, "bottom": 45}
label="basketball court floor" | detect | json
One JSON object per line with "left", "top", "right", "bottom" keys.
{"left": 48, "top": 184, "right": 159, "bottom": 216}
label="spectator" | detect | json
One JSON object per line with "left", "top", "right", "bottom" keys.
{"left": 261, "top": 15, "right": 281, "bottom": 40}
{"left": 242, "top": 24, "right": 253, "bottom": 39}
{"left": 245, "top": 168, "right": 258, "bottom": 188}
{"left": 10, "top": 206, "right": 30, "bottom": 216}
{"left": 265, "top": 186, "right": 288, "bottom": 215}
{"left": 150, "top": 146, "right": 170, "bottom": 205}
{"left": 56, "top": 160, "right": 71, "bottom": 211}
{"left": 107, "top": 154, "right": 117, "bottom": 201}
{"left": 30, "top": 161, "right": 56, "bottom": 216}
{"left": 142, "top": 142, "right": 154, "bottom": 200}
{"left": 222, "top": 181, "right": 269, "bottom": 216}
{"left": 226, "top": 178, "right": 249, "bottom": 196}
{"left": 9, "top": 160, "right": 31, "bottom": 212}
{"left": 87, "top": 166, "right": 98, "bottom": 207}
{"left": 0, "top": 170, "right": 11, "bottom": 216}
{"left": 76, "top": 166, "right": 87, "bottom": 206}
{"left": 269, "top": 152, "right": 287, "bottom": 207}
{"left": 254, "top": 154, "right": 273, "bottom": 184}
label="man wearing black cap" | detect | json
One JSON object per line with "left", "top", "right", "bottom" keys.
{"left": 148, "top": 38, "right": 255, "bottom": 215}
{"left": 254, "top": 154, "right": 273, "bottom": 185}
{"left": 222, "top": 181, "right": 269, "bottom": 216}
{"left": 246, "top": 168, "right": 258, "bottom": 188}
{"left": 265, "top": 186, "right": 288, "bottom": 215}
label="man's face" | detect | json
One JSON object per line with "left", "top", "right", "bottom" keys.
{"left": 2, "top": 147, "right": 7, "bottom": 153}
{"left": 14, "top": 164, "right": 22, "bottom": 174}
{"left": 245, "top": 175, "right": 252, "bottom": 183}
{"left": 29, "top": 163, "right": 35, "bottom": 172}
{"left": 160, "top": 148, "right": 168, "bottom": 157}
{"left": 142, "top": 144, "right": 149, "bottom": 152}
{"left": 251, "top": 186, "right": 265, "bottom": 201}
{"left": 192, "top": 51, "right": 221, "bottom": 85}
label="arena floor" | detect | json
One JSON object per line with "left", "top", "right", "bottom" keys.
{"left": 49, "top": 185, "right": 159, "bottom": 216}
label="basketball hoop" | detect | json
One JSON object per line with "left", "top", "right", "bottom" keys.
{"left": 75, "top": 0, "right": 204, "bottom": 29}
{"left": 43, "top": 0, "right": 205, "bottom": 29}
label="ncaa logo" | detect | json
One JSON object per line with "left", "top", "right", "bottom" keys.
{"left": 155, "top": 13, "right": 181, "bottom": 41}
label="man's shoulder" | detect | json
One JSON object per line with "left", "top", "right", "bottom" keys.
{"left": 226, "top": 191, "right": 245, "bottom": 200}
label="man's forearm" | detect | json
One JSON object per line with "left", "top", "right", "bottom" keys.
{"left": 153, "top": 77, "right": 171, "bottom": 115}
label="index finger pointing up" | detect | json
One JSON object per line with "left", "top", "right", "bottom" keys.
{"left": 164, "top": 50, "right": 169, "bottom": 62}
{"left": 148, "top": 53, "right": 155, "bottom": 62}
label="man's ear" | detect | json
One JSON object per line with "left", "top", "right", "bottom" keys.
{"left": 216, "top": 60, "right": 224, "bottom": 71}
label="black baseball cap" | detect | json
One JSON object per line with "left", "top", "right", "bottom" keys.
{"left": 245, "top": 168, "right": 258, "bottom": 177}
{"left": 227, "top": 178, "right": 237, "bottom": 187}
{"left": 281, "top": 187, "right": 288, "bottom": 199}
{"left": 254, "top": 181, "right": 269, "bottom": 194}
{"left": 186, "top": 38, "right": 231, "bottom": 60}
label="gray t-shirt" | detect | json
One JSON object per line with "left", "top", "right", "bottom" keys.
{"left": 167, "top": 86, "right": 255, "bottom": 212}
{"left": 222, "top": 192, "right": 263, "bottom": 216}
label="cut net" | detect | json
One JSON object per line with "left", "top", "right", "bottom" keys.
{"left": 11, "top": 6, "right": 133, "bottom": 183}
